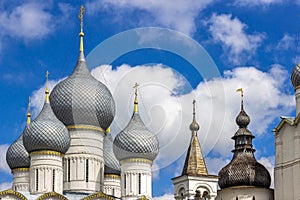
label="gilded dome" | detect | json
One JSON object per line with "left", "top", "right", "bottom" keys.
{"left": 23, "top": 101, "right": 70, "bottom": 154}
{"left": 113, "top": 112, "right": 159, "bottom": 161}
{"left": 218, "top": 151, "right": 271, "bottom": 189}
{"left": 104, "top": 133, "right": 120, "bottom": 175}
{"left": 6, "top": 135, "right": 30, "bottom": 170}
{"left": 291, "top": 63, "right": 300, "bottom": 88}
{"left": 50, "top": 52, "right": 115, "bottom": 131}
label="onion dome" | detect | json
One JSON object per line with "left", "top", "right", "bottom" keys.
{"left": 218, "top": 89, "right": 271, "bottom": 189}
{"left": 182, "top": 100, "right": 207, "bottom": 176}
{"left": 291, "top": 63, "right": 300, "bottom": 88}
{"left": 104, "top": 133, "right": 120, "bottom": 175}
{"left": 113, "top": 83, "right": 159, "bottom": 161}
{"left": 23, "top": 72, "right": 70, "bottom": 154}
{"left": 6, "top": 99, "right": 31, "bottom": 170}
{"left": 49, "top": 8, "right": 115, "bottom": 132}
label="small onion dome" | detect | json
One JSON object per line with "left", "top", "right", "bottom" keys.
{"left": 104, "top": 133, "right": 120, "bottom": 175}
{"left": 291, "top": 63, "right": 300, "bottom": 88}
{"left": 23, "top": 83, "right": 70, "bottom": 154}
{"left": 189, "top": 100, "right": 200, "bottom": 131}
{"left": 235, "top": 110, "right": 250, "bottom": 128}
{"left": 218, "top": 151, "right": 271, "bottom": 189}
{"left": 6, "top": 136, "right": 30, "bottom": 170}
{"left": 113, "top": 113, "right": 159, "bottom": 161}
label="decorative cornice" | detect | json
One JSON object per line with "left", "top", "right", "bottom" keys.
{"left": 120, "top": 158, "right": 152, "bottom": 165}
{"left": 30, "top": 150, "right": 63, "bottom": 157}
{"left": 12, "top": 168, "right": 29, "bottom": 173}
{"left": 37, "top": 192, "right": 68, "bottom": 200}
{"left": 0, "top": 189, "right": 27, "bottom": 200}
{"left": 67, "top": 125, "right": 105, "bottom": 133}
{"left": 82, "top": 191, "right": 115, "bottom": 200}
{"left": 104, "top": 174, "right": 121, "bottom": 179}
{"left": 273, "top": 115, "right": 300, "bottom": 133}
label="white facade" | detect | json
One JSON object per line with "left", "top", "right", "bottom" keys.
{"left": 63, "top": 128, "right": 105, "bottom": 194}
{"left": 172, "top": 175, "right": 218, "bottom": 200}
{"left": 103, "top": 174, "right": 121, "bottom": 198}
{"left": 12, "top": 169, "right": 29, "bottom": 192}
{"left": 120, "top": 159, "right": 153, "bottom": 200}
{"left": 29, "top": 152, "right": 63, "bottom": 194}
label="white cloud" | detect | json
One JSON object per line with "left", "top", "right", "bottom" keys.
{"left": 0, "top": 144, "right": 11, "bottom": 174}
{"left": 276, "top": 34, "right": 294, "bottom": 51}
{"left": 205, "top": 157, "right": 231, "bottom": 175}
{"left": 234, "top": 0, "right": 283, "bottom": 7}
{"left": 0, "top": 182, "right": 11, "bottom": 191}
{"left": 207, "top": 13, "right": 265, "bottom": 65}
{"left": 153, "top": 193, "right": 174, "bottom": 200}
{"left": 86, "top": 0, "right": 214, "bottom": 36}
{"left": 258, "top": 156, "right": 275, "bottom": 188}
{"left": 0, "top": 2, "right": 54, "bottom": 40}
{"left": 29, "top": 64, "right": 293, "bottom": 173}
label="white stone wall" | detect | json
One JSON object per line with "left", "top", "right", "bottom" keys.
{"left": 103, "top": 174, "right": 121, "bottom": 198}
{"left": 63, "top": 128, "right": 104, "bottom": 194}
{"left": 216, "top": 187, "right": 274, "bottom": 200}
{"left": 172, "top": 175, "right": 218, "bottom": 200}
{"left": 120, "top": 159, "right": 152, "bottom": 200}
{"left": 30, "top": 153, "right": 63, "bottom": 194}
{"left": 274, "top": 123, "right": 300, "bottom": 200}
{"left": 12, "top": 169, "right": 29, "bottom": 192}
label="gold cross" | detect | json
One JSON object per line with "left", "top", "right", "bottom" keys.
{"left": 133, "top": 82, "right": 139, "bottom": 95}
{"left": 78, "top": 5, "right": 85, "bottom": 32}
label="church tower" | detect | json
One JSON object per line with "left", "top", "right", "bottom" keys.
{"left": 6, "top": 98, "right": 31, "bottom": 192}
{"left": 49, "top": 6, "right": 115, "bottom": 194}
{"left": 23, "top": 72, "right": 71, "bottom": 195}
{"left": 217, "top": 89, "right": 273, "bottom": 200}
{"left": 273, "top": 64, "right": 300, "bottom": 199}
{"left": 113, "top": 83, "right": 159, "bottom": 200}
{"left": 172, "top": 100, "right": 218, "bottom": 200}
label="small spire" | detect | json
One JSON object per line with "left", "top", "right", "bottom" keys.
{"left": 133, "top": 82, "right": 139, "bottom": 113}
{"left": 78, "top": 5, "right": 85, "bottom": 52}
{"left": 190, "top": 100, "right": 200, "bottom": 131}
{"left": 27, "top": 97, "right": 31, "bottom": 125}
{"left": 236, "top": 88, "right": 244, "bottom": 110}
{"left": 45, "top": 71, "right": 50, "bottom": 103}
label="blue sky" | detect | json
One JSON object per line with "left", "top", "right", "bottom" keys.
{"left": 0, "top": 0, "right": 299, "bottom": 198}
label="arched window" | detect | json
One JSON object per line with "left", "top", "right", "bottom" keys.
{"left": 52, "top": 169, "right": 55, "bottom": 191}
{"left": 138, "top": 173, "right": 141, "bottom": 194}
{"left": 86, "top": 159, "right": 89, "bottom": 182}
{"left": 36, "top": 169, "right": 39, "bottom": 191}
{"left": 67, "top": 158, "right": 70, "bottom": 182}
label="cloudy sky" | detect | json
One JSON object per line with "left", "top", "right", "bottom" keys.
{"left": 0, "top": 0, "right": 299, "bottom": 198}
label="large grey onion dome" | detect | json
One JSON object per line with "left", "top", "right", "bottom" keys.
{"left": 113, "top": 85, "right": 159, "bottom": 161}
{"left": 6, "top": 136, "right": 30, "bottom": 170}
{"left": 50, "top": 29, "right": 115, "bottom": 131}
{"left": 218, "top": 151, "right": 271, "bottom": 189}
{"left": 104, "top": 133, "right": 120, "bottom": 175}
{"left": 291, "top": 63, "right": 300, "bottom": 88}
{"left": 23, "top": 83, "right": 70, "bottom": 154}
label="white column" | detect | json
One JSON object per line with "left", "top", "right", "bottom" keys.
{"left": 103, "top": 174, "right": 121, "bottom": 198}
{"left": 63, "top": 128, "right": 104, "bottom": 194}
{"left": 29, "top": 151, "right": 63, "bottom": 195}
{"left": 12, "top": 168, "right": 30, "bottom": 192}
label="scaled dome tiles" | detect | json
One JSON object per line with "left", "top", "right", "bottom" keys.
{"left": 113, "top": 113, "right": 159, "bottom": 161}
{"left": 23, "top": 101, "right": 70, "bottom": 154}
{"left": 291, "top": 63, "right": 300, "bottom": 88}
{"left": 50, "top": 52, "right": 115, "bottom": 131}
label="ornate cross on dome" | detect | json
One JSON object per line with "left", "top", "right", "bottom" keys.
{"left": 236, "top": 88, "right": 244, "bottom": 110}
{"left": 133, "top": 82, "right": 139, "bottom": 113}
{"left": 27, "top": 97, "right": 31, "bottom": 125}
{"left": 78, "top": 5, "right": 85, "bottom": 32}
{"left": 45, "top": 71, "right": 50, "bottom": 102}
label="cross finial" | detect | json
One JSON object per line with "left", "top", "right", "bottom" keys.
{"left": 78, "top": 5, "right": 85, "bottom": 32}
{"left": 236, "top": 88, "right": 244, "bottom": 110}
{"left": 192, "top": 99, "right": 196, "bottom": 118}
{"left": 27, "top": 97, "right": 31, "bottom": 125}
{"left": 133, "top": 82, "right": 139, "bottom": 113}
{"left": 45, "top": 71, "right": 50, "bottom": 102}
